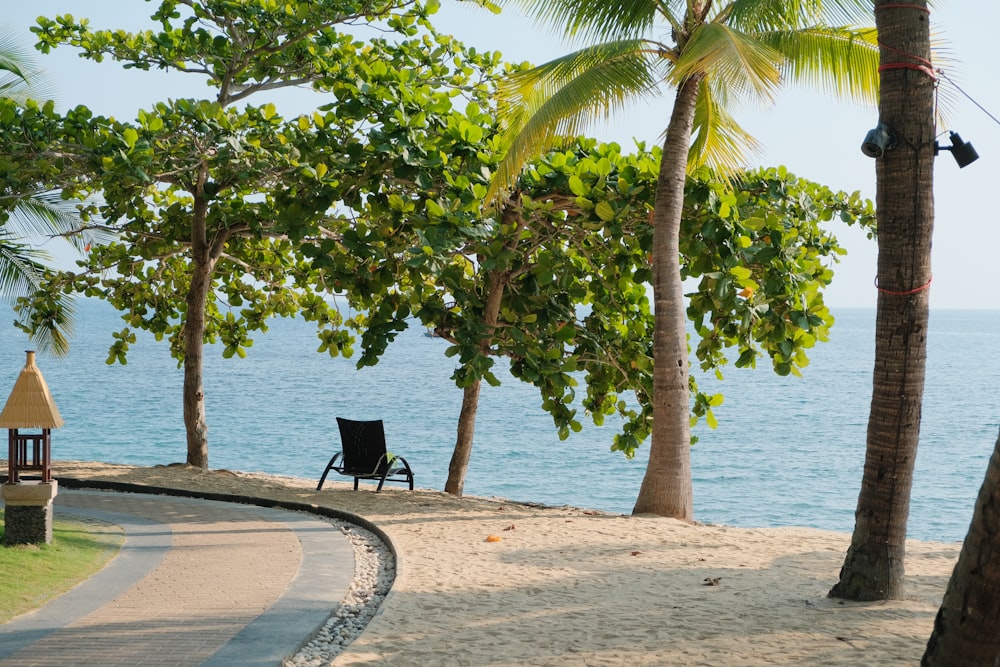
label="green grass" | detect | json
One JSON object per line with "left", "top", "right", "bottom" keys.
{"left": 0, "top": 509, "right": 124, "bottom": 624}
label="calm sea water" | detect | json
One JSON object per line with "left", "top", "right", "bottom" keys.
{"left": 1, "top": 299, "right": 998, "bottom": 542}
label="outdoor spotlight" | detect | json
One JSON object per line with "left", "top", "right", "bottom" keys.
{"left": 935, "top": 131, "right": 979, "bottom": 168}
{"left": 861, "top": 123, "right": 896, "bottom": 158}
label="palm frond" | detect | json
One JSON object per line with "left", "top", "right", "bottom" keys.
{"left": 5, "top": 192, "right": 92, "bottom": 250}
{"left": 673, "top": 23, "right": 783, "bottom": 106}
{"left": 0, "top": 238, "right": 49, "bottom": 301}
{"left": 760, "top": 26, "right": 879, "bottom": 104}
{"left": 6, "top": 191, "right": 114, "bottom": 255}
{"left": 717, "top": 0, "right": 798, "bottom": 31}
{"left": 817, "top": 0, "right": 882, "bottom": 25}
{"left": 921, "top": 30, "right": 955, "bottom": 128}
{"left": 500, "top": 0, "right": 667, "bottom": 44}
{"left": 722, "top": 0, "right": 874, "bottom": 30}
{"left": 932, "top": 60, "right": 965, "bottom": 132}
{"left": 0, "top": 25, "right": 55, "bottom": 105}
{"left": 24, "top": 307, "right": 74, "bottom": 357}
{"left": 689, "top": 77, "right": 762, "bottom": 176}
{"left": 492, "top": 40, "right": 662, "bottom": 199}
{"left": 0, "top": 30, "right": 31, "bottom": 79}
{"left": 0, "top": 239, "right": 75, "bottom": 357}
{"left": 0, "top": 68, "right": 37, "bottom": 107}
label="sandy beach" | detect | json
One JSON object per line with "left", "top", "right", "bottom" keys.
{"left": 46, "top": 460, "right": 959, "bottom": 666}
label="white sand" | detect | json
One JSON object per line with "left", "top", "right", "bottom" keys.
{"left": 51, "top": 461, "right": 960, "bottom": 666}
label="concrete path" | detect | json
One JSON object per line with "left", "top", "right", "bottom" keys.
{"left": 0, "top": 489, "right": 355, "bottom": 666}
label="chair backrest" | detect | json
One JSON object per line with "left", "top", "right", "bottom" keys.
{"left": 336, "top": 418, "right": 389, "bottom": 475}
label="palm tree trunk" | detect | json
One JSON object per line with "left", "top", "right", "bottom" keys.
{"left": 829, "top": 0, "right": 935, "bottom": 601}
{"left": 922, "top": 428, "right": 1000, "bottom": 666}
{"left": 632, "top": 75, "right": 701, "bottom": 519}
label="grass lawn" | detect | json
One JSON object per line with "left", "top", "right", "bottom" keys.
{"left": 0, "top": 508, "right": 124, "bottom": 624}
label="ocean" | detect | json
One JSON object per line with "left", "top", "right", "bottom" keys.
{"left": 2, "top": 299, "right": 998, "bottom": 543}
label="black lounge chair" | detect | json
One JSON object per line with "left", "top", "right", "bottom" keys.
{"left": 317, "top": 418, "right": 415, "bottom": 492}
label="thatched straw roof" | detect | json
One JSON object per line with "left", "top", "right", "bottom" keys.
{"left": 0, "top": 351, "right": 64, "bottom": 429}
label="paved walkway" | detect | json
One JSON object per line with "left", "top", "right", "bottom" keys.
{"left": 0, "top": 489, "right": 355, "bottom": 666}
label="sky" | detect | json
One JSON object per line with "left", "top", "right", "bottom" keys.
{"left": 4, "top": 1, "right": 998, "bottom": 310}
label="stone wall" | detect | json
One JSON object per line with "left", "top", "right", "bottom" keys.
{"left": 3, "top": 502, "right": 53, "bottom": 546}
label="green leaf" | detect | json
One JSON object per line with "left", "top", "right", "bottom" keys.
{"left": 730, "top": 266, "right": 752, "bottom": 281}
{"left": 594, "top": 200, "right": 615, "bottom": 222}
{"left": 426, "top": 199, "right": 446, "bottom": 218}
{"left": 123, "top": 127, "right": 138, "bottom": 149}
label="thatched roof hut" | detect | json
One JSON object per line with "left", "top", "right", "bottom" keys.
{"left": 0, "top": 351, "right": 64, "bottom": 429}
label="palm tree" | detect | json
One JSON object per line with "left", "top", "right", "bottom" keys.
{"left": 1, "top": 28, "right": 87, "bottom": 356}
{"left": 491, "top": 0, "right": 880, "bottom": 519}
{"left": 829, "top": 0, "right": 937, "bottom": 602}
{"left": 922, "top": 429, "right": 1000, "bottom": 665}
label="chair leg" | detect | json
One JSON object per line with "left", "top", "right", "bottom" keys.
{"left": 353, "top": 477, "right": 360, "bottom": 491}
{"left": 317, "top": 467, "right": 331, "bottom": 491}
{"left": 317, "top": 454, "right": 342, "bottom": 491}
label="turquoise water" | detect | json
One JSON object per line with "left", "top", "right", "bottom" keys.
{"left": 2, "top": 300, "right": 998, "bottom": 542}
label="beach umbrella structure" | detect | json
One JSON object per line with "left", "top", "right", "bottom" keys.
{"left": 0, "top": 350, "right": 63, "bottom": 545}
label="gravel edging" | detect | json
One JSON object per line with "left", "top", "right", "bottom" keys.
{"left": 285, "top": 519, "right": 394, "bottom": 666}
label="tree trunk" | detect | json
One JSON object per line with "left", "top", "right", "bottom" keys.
{"left": 183, "top": 249, "right": 213, "bottom": 467}
{"left": 922, "top": 428, "right": 1000, "bottom": 666}
{"left": 445, "top": 380, "right": 482, "bottom": 496}
{"left": 443, "top": 202, "right": 522, "bottom": 496}
{"left": 183, "top": 174, "right": 219, "bottom": 468}
{"left": 631, "top": 75, "right": 701, "bottom": 520}
{"left": 829, "top": 0, "right": 935, "bottom": 601}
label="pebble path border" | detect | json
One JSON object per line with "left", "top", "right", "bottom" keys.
{"left": 287, "top": 521, "right": 394, "bottom": 666}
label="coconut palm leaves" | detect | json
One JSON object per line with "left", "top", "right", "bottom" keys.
{"left": 493, "top": 0, "right": 879, "bottom": 193}
{"left": 496, "top": 41, "right": 662, "bottom": 186}
{"left": 1, "top": 28, "right": 84, "bottom": 356}
{"left": 0, "top": 29, "right": 53, "bottom": 106}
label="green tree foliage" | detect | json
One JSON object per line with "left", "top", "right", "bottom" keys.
{"left": 6, "top": 0, "right": 492, "bottom": 467}
{"left": 4, "top": 0, "right": 875, "bottom": 499}
{"left": 304, "top": 77, "right": 875, "bottom": 493}
{"left": 490, "top": 0, "right": 880, "bottom": 518}
{"left": 506, "top": 148, "right": 878, "bottom": 456}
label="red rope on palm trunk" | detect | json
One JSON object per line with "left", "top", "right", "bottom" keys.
{"left": 875, "top": 275, "right": 933, "bottom": 296}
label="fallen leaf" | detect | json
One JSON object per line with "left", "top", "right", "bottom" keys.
{"left": 503, "top": 524, "right": 516, "bottom": 531}
{"left": 631, "top": 551, "right": 642, "bottom": 556}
